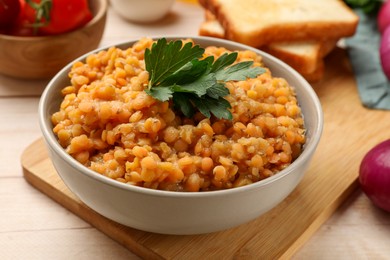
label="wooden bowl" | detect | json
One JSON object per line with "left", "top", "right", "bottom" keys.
{"left": 0, "top": 0, "right": 107, "bottom": 79}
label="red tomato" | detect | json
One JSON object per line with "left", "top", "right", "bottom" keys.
{"left": 42, "top": 0, "right": 92, "bottom": 35}
{"left": 0, "top": 0, "right": 22, "bottom": 29}
{"left": 7, "top": 0, "right": 35, "bottom": 36}
{"left": 15, "top": 0, "right": 92, "bottom": 36}
{"left": 9, "top": 19, "right": 35, "bottom": 36}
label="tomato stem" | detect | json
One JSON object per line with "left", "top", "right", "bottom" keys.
{"left": 25, "top": 0, "right": 53, "bottom": 35}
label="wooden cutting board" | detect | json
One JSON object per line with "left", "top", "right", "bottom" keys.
{"left": 21, "top": 48, "right": 390, "bottom": 259}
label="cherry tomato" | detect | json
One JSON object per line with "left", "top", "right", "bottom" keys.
{"left": 0, "top": 0, "right": 22, "bottom": 29}
{"left": 7, "top": 0, "right": 35, "bottom": 36}
{"left": 13, "top": 0, "right": 92, "bottom": 36}
{"left": 9, "top": 19, "right": 35, "bottom": 36}
{"left": 30, "top": 0, "right": 92, "bottom": 35}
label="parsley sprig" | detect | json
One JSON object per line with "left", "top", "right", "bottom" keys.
{"left": 144, "top": 38, "right": 265, "bottom": 120}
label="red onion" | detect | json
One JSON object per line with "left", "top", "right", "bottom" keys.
{"left": 380, "top": 26, "right": 390, "bottom": 80}
{"left": 378, "top": 0, "right": 390, "bottom": 34}
{"left": 359, "top": 139, "right": 390, "bottom": 212}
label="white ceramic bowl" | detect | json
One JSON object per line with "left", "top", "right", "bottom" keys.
{"left": 110, "top": 0, "right": 175, "bottom": 23}
{"left": 39, "top": 36, "right": 323, "bottom": 235}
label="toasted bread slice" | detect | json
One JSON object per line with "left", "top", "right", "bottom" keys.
{"left": 299, "top": 60, "right": 325, "bottom": 82}
{"left": 199, "top": 0, "right": 359, "bottom": 47}
{"left": 261, "top": 40, "right": 336, "bottom": 74}
{"left": 199, "top": 16, "right": 335, "bottom": 80}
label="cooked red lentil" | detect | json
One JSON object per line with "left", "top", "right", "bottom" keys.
{"left": 51, "top": 37, "right": 306, "bottom": 192}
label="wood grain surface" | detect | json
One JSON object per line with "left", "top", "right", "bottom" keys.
{"left": 20, "top": 47, "right": 389, "bottom": 259}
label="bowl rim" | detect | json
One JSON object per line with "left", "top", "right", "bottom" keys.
{"left": 0, "top": 0, "right": 107, "bottom": 41}
{"left": 39, "top": 35, "right": 323, "bottom": 198}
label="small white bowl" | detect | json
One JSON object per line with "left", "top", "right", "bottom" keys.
{"left": 39, "top": 36, "right": 323, "bottom": 235}
{"left": 110, "top": 0, "right": 175, "bottom": 23}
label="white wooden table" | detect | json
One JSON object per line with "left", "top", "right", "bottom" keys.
{"left": 1, "top": 1, "right": 390, "bottom": 259}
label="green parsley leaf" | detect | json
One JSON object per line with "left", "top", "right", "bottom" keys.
{"left": 206, "top": 83, "right": 229, "bottom": 99}
{"left": 162, "top": 58, "right": 211, "bottom": 86}
{"left": 216, "top": 61, "right": 266, "bottom": 82}
{"left": 145, "top": 87, "right": 173, "bottom": 102}
{"left": 145, "top": 38, "right": 204, "bottom": 88}
{"left": 172, "top": 93, "right": 196, "bottom": 118}
{"left": 171, "top": 73, "right": 216, "bottom": 97}
{"left": 193, "top": 96, "right": 233, "bottom": 120}
{"left": 144, "top": 38, "right": 265, "bottom": 120}
{"left": 210, "top": 52, "right": 237, "bottom": 73}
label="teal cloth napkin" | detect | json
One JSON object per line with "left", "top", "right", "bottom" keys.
{"left": 345, "top": 10, "right": 390, "bottom": 109}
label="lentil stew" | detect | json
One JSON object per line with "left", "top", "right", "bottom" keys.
{"left": 51, "top": 37, "right": 306, "bottom": 192}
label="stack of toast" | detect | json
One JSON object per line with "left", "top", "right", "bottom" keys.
{"left": 198, "top": 0, "right": 359, "bottom": 82}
